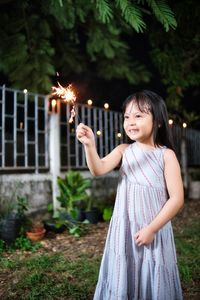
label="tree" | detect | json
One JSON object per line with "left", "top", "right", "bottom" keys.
{"left": 149, "top": 0, "right": 200, "bottom": 125}
{"left": 0, "top": 0, "right": 176, "bottom": 93}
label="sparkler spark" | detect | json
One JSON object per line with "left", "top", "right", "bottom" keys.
{"left": 51, "top": 83, "right": 77, "bottom": 123}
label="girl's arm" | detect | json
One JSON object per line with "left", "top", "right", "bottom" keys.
{"left": 135, "top": 149, "right": 184, "bottom": 246}
{"left": 76, "top": 123, "right": 128, "bottom": 176}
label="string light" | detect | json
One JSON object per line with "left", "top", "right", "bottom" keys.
{"left": 87, "top": 99, "right": 93, "bottom": 106}
{"left": 117, "top": 133, "right": 122, "bottom": 138}
{"left": 23, "top": 89, "right": 28, "bottom": 94}
{"left": 52, "top": 99, "right": 57, "bottom": 107}
{"left": 104, "top": 103, "right": 109, "bottom": 109}
{"left": 182, "top": 122, "right": 187, "bottom": 128}
{"left": 51, "top": 99, "right": 57, "bottom": 113}
{"left": 168, "top": 119, "right": 173, "bottom": 125}
{"left": 96, "top": 130, "right": 101, "bottom": 136}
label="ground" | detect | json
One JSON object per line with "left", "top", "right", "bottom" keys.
{"left": 39, "top": 199, "right": 199, "bottom": 258}
{"left": 0, "top": 199, "right": 200, "bottom": 299}
{"left": 37, "top": 199, "right": 200, "bottom": 299}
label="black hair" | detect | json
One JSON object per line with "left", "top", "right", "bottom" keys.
{"left": 122, "top": 90, "right": 174, "bottom": 150}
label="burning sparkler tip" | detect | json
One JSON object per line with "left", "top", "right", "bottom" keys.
{"left": 51, "top": 82, "right": 77, "bottom": 123}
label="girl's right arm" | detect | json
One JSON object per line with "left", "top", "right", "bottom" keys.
{"left": 76, "top": 123, "right": 128, "bottom": 176}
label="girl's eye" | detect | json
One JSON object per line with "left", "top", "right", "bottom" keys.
{"left": 124, "top": 115, "right": 129, "bottom": 119}
{"left": 135, "top": 114, "right": 142, "bottom": 118}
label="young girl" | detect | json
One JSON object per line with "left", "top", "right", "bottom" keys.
{"left": 76, "top": 90, "right": 184, "bottom": 300}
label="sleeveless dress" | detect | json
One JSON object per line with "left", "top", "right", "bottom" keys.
{"left": 93, "top": 142, "right": 183, "bottom": 300}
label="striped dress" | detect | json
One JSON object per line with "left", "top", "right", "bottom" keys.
{"left": 93, "top": 142, "right": 183, "bottom": 300}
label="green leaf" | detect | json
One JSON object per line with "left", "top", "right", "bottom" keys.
{"left": 116, "top": 0, "right": 146, "bottom": 32}
{"left": 95, "top": 0, "right": 113, "bottom": 23}
{"left": 146, "top": 0, "right": 177, "bottom": 31}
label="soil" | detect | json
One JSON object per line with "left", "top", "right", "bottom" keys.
{"left": 39, "top": 199, "right": 200, "bottom": 259}
{"left": 1, "top": 199, "right": 200, "bottom": 299}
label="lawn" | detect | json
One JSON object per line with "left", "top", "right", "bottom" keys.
{"left": 0, "top": 200, "right": 199, "bottom": 300}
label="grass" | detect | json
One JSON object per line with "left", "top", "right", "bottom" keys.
{"left": 0, "top": 253, "right": 100, "bottom": 300}
{"left": 0, "top": 212, "right": 199, "bottom": 299}
{"left": 175, "top": 218, "right": 200, "bottom": 295}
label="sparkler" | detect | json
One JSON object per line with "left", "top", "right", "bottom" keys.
{"left": 51, "top": 83, "right": 77, "bottom": 123}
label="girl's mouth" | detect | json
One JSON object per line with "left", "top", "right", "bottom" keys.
{"left": 128, "top": 129, "right": 139, "bottom": 134}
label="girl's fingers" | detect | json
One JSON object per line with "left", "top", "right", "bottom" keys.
{"left": 77, "top": 129, "right": 86, "bottom": 135}
{"left": 134, "top": 232, "right": 139, "bottom": 240}
{"left": 76, "top": 124, "right": 91, "bottom": 136}
{"left": 134, "top": 232, "right": 143, "bottom": 246}
{"left": 77, "top": 123, "right": 89, "bottom": 131}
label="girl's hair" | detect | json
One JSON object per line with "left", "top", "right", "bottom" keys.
{"left": 122, "top": 90, "right": 174, "bottom": 150}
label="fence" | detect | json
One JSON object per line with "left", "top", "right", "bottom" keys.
{"left": 0, "top": 86, "right": 49, "bottom": 173}
{"left": 0, "top": 85, "right": 200, "bottom": 174}
{"left": 59, "top": 101, "right": 124, "bottom": 170}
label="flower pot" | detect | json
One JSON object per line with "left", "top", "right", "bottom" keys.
{"left": 26, "top": 226, "right": 46, "bottom": 241}
{"left": 43, "top": 221, "right": 66, "bottom": 233}
{"left": 77, "top": 208, "right": 86, "bottom": 222}
{"left": 0, "top": 213, "right": 22, "bottom": 245}
{"left": 85, "top": 208, "right": 101, "bottom": 224}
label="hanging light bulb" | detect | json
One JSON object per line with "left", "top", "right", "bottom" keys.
{"left": 182, "top": 122, "right": 187, "bottom": 128}
{"left": 168, "top": 119, "right": 173, "bottom": 125}
{"left": 96, "top": 130, "right": 101, "bottom": 136}
{"left": 87, "top": 99, "right": 93, "bottom": 106}
{"left": 104, "top": 103, "right": 109, "bottom": 109}
{"left": 51, "top": 99, "right": 57, "bottom": 113}
{"left": 117, "top": 132, "right": 122, "bottom": 138}
{"left": 23, "top": 89, "right": 28, "bottom": 94}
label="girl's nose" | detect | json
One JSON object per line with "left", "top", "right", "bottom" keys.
{"left": 128, "top": 117, "right": 135, "bottom": 125}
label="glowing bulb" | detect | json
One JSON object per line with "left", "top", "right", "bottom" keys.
{"left": 51, "top": 99, "right": 57, "bottom": 113}
{"left": 117, "top": 132, "right": 122, "bottom": 138}
{"left": 87, "top": 99, "right": 93, "bottom": 106}
{"left": 96, "top": 130, "right": 101, "bottom": 136}
{"left": 168, "top": 119, "right": 173, "bottom": 125}
{"left": 23, "top": 89, "right": 28, "bottom": 94}
{"left": 182, "top": 122, "right": 187, "bottom": 128}
{"left": 52, "top": 99, "right": 57, "bottom": 108}
{"left": 104, "top": 103, "right": 109, "bottom": 109}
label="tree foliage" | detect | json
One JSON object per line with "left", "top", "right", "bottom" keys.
{"left": 149, "top": 0, "right": 200, "bottom": 124}
{"left": 0, "top": 0, "right": 176, "bottom": 93}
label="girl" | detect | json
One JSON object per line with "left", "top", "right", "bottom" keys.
{"left": 76, "top": 90, "right": 184, "bottom": 300}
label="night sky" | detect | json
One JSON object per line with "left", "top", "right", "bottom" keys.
{"left": 59, "top": 34, "right": 167, "bottom": 112}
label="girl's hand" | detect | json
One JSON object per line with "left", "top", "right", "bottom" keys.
{"left": 76, "top": 123, "right": 95, "bottom": 146}
{"left": 134, "top": 226, "right": 155, "bottom": 246}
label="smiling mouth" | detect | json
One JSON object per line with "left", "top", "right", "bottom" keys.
{"left": 128, "top": 129, "right": 139, "bottom": 134}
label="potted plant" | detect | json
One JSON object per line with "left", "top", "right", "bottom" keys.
{"left": 43, "top": 203, "right": 66, "bottom": 234}
{"left": 0, "top": 195, "right": 29, "bottom": 245}
{"left": 56, "top": 170, "right": 91, "bottom": 221}
{"left": 26, "top": 222, "right": 46, "bottom": 241}
{"left": 85, "top": 196, "right": 101, "bottom": 224}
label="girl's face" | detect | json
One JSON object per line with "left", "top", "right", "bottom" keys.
{"left": 123, "top": 100, "right": 154, "bottom": 145}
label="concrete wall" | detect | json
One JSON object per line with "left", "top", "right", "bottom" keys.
{"left": 0, "top": 171, "right": 119, "bottom": 216}
{"left": 0, "top": 174, "right": 52, "bottom": 215}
